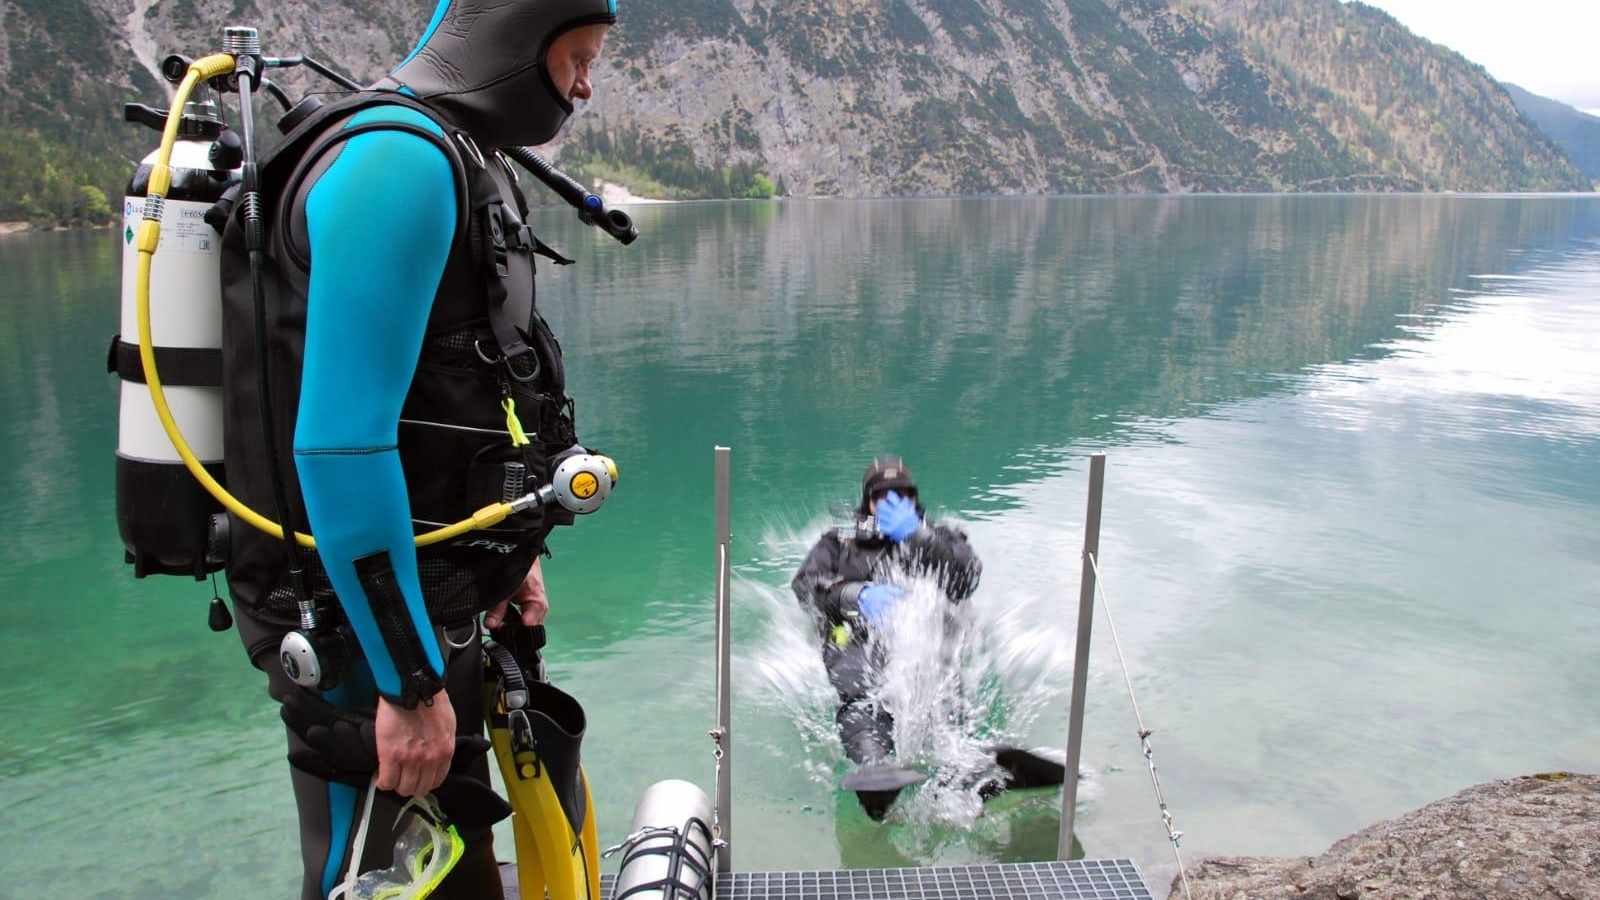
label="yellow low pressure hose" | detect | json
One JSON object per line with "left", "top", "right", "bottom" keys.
{"left": 137, "top": 54, "right": 515, "bottom": 550}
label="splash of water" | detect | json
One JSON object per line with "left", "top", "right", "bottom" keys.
{"left": 745, "top": 514, "right": 1080, "bottom": 828}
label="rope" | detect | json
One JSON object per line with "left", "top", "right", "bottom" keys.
{"left": 1087, "top": 550, "right": 1193, "bottom": 900}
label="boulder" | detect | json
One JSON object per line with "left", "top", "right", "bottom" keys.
{"left": 1172, "top": 772, "right": 1599, "bottom": 900}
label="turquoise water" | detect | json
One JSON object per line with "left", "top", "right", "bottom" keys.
{"left": 1, "top": 195, "right": 1598, "bottom": 896}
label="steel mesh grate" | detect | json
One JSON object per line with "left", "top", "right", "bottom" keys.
{"left": 505, "top": 860, "right": 1153, "bottom": 900}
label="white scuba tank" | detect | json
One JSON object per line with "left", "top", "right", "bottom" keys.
{"left": 113, "top": 103, "right": 239, "bottom": 578}
{"left": 610, "top": 779, "right": 716, "bottom": 900}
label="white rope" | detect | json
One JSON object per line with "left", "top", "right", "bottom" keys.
{"left": 1087, "top": 550, "right": 1193, "bottom": 900}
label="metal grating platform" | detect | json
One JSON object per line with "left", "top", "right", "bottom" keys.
{"left": 504, "top": 859, "right": 1154, "bottom": 900}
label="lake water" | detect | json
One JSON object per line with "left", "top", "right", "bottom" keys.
{"left": 1, "top": 194, "right": 1597, "bottom": 897}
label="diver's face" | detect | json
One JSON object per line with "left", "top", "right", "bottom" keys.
{"left": 546, "top": 24, "right": 610, "bottom": 104}
{"left": 868, "top": 489, "right": 917, "bottom": 516}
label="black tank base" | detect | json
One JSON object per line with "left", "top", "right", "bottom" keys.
{"left": 116, "top": 455, "right": 226, "bottom": 578}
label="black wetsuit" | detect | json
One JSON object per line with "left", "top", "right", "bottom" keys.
{"left": 790, "top": 523, "right": 982, "bottom": 766}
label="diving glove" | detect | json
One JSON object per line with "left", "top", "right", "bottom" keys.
{"left": 279, "top": 689, "right": 512, "bottom": 830}
{"left": 875, "top": 491, "right": 921, "bottom": 543}
{"left": 856, "top": 583, "right": 904, "bottom": 629}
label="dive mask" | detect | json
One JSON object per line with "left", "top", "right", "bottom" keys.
{"left": 329, "top": 781, "right": 466, "bottom": 900}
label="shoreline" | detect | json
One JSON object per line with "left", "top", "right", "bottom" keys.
{"left": 8, "top": 190, "right": 1595, "bottom": 236}
{"left": 591, "top": 177, "right": 674, "bottom": 206}
{"left": 0, "top": 221, "right": 116, "bottom": 237}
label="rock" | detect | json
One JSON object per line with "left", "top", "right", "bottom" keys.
{"left": 1172, "top": 773, "right": 1600, "bottom": 900}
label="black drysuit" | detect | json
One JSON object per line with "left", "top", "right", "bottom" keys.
{"left": 790, "top": 523, "right": 982, "bottom": 766}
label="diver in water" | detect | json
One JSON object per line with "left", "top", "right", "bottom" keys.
{"left": 793, "top": 456, "right": 1066, "bottom": 820}
{"left": 213, "top": 1, "right": 617, "bottom": 896}
{"left": 791, "top": 455, "right": 982, "bottom": 781}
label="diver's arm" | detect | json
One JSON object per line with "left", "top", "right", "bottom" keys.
{"left": 292, "top": 111, "right": 457, "bottom": 708}
{"left": 791, "top": 533, "right": 867, "bottom": 623}
{"left": 906, "top": 524, "right": 983, "bottom": 602}
{"left": 790, "top": 535, "right": 838, "bottom": 611}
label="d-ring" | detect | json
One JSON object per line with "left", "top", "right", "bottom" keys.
{"left": 474, "top": 338, "right": 501, "bottom": 367}
{"left": 444, "top": 619, "right": 480, "bottom": 650}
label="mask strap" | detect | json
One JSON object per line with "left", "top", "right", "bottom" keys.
{"left": 329, "top": 777, "right": 380, "bottom": 900}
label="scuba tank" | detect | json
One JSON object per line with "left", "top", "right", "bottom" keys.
{"left": 111, "top": 94, "right": 241, "bottom": 579}
{"left": 607, "top": 780, "right": 716, "bottom": 900}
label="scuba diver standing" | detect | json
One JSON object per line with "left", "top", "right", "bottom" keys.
{"left": 226, "top": 3, "right": 619, "bottom": 896}
{"left": 109, "top": 0, "right": 622, "bottom": 896}
{"left": 792, "top": 457, "right": 1064, "bottom": 821}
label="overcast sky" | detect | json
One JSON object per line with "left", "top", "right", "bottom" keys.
{"left": 1357, "top": 0, "right": 1600, "bottom": 113}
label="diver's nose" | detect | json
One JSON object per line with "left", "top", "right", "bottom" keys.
{"left": 571, "top": 75, "right": 592, "bottom": 102}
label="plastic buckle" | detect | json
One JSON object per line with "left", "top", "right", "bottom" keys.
{"left": 507, "top": 707, "right": 535, "bottom": 755}
{"left": 487, "top": 207, "right": 510, "bottom": 278}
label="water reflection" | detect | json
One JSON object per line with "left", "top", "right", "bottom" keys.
{"left": 537, "top": 196, "right": 1596, "bottom": 522}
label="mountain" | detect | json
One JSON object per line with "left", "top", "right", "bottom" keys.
{"left": 1503, "top": 83, "right": 1600, "bottom": 184}
{"left": 569, "top": 0, "right": 1585, "bottom": 196}
{"left": 0, "top": 0, "right": 1587, "bottom": 224}
{"left": 1174, "top": 0, "right": 1584, "bottom": 193}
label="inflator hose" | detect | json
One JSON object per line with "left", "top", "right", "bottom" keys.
{"left": 134, "top": 55, "right": 526, "bottom": 549}
{"left": 236, "top": 63, "right": 314, "bottom": 607}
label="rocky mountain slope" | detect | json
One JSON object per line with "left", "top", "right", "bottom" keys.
{"left": 0, "top": 0, "right": 1587, "bottom": 222}
{"left": 1504, "top": 83, "right": 1600, "bottom": 184}
{"left": 1179, "top": 0, "right": 1583, "bottom": 193}
{"left": 571, "top": 0, "right": 1584, "bottom": 196}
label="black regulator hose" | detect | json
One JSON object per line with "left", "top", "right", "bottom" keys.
{"left": 233, "top": 37, "right": 317, "bottom": 625}
{"left": 265, "top": 55, "right": 363, "bottom": 92}
{"left": 258, "top": 77, "right": 293, "bottom": 112}
{"left": 501, "top": 145, "right": 638, "bottom": 245}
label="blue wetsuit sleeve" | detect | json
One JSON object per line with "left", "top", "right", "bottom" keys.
{"left": 293, "top": 107, "right": 457, "bottom": 702}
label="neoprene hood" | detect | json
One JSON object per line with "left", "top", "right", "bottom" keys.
{"left": 386, "top": 0, "right": 617, "bottom": 148}
{"left": 860, "top": 456, "right": 918, "bottom": 513}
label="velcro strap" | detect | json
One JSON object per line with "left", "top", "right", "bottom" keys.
{"left": 107, "top": 335, "right": 222, "bottom": 387}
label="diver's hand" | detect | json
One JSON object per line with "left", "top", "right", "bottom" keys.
{"left": 375, "top": 691, "right": 456, "bottom": 798}
{"left": 875, "top": 490, "right": 921, "bottom": 543}
{"left": 485, "top": 557, "right": 549, "bottom": 629}
{"left": 857, "top": 583, "right": 905, "bottom": 629}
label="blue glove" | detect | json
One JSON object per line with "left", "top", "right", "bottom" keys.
{"left": 875, "top": 490, "right": 921, "bottom": 543}
{"left": 857, "top": 583, "right": 904, "bottom": 628}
